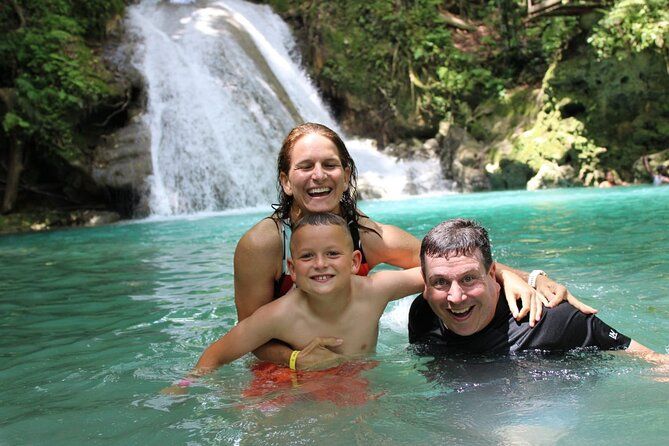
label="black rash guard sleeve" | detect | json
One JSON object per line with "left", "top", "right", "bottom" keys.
{"left": 509, "top": 301, "right": 632, "bottom": 352}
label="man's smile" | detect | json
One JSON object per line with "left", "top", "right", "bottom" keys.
{"left": 447, "top": 305, "right": 475, "bottom": 321}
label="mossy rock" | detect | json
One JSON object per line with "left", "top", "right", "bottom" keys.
{"left": 488, "top": 159, "right": 534, "bottom": 190}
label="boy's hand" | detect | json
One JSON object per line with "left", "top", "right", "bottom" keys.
{"left": 296, "top": 337, "right": 346, "bottom": 371}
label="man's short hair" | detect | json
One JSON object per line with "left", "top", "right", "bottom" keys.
{"left": 291, "top": 213, "right": 353, "bottom": 250}
{"left": 420, "top": 218, "right": 493, "bottom": 271}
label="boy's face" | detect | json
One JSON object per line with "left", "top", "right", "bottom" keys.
{"left": 288, "top": 224, "right": 361, "bottom": 295}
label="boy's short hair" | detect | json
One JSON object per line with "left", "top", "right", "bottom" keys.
{"left": 291, "top": 213, "right": 354, "bottom": 250}
{"left": 420, "top": 218, "right": 493, "bottom": 272}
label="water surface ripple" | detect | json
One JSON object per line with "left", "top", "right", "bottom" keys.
{"left": 1, "top": 187, "right": 668, "bottom": 444}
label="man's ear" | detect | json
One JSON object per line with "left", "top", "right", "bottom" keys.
{"left": 279, "top": 171, "right": 293, "bottom": 196}
{"left": 488, "top": 262, "right": 496, "bottom": 280}
{"left": 351, "top": 249, "right": 362, "bottom": 274}
{"left": 287, "top": 258, "right": 296, "bottom": 281}
{"left": 421, "top": 268, "right": 428, "bottom": 298}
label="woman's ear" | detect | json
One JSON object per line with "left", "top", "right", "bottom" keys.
{"left": 280, "top": 171, "right": 293, "bottom": 196}
{"left": 343, "top": 166, "right": 351, "bottom": 191}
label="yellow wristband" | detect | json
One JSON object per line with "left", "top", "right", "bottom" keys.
{"left": 289, "top": 350, "right": 300, "bottom": 371}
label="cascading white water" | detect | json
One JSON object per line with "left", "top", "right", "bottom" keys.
{"left": 128, "top": 0, "right": 450, "bottom": 215}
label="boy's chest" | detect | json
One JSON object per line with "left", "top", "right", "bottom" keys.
{"left": 287, "top": 308, "right": 382, "bottom": 354}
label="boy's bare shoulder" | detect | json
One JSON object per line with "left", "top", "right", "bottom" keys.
{"left": 257, "top": 287, "right": 303, "bottom": 316}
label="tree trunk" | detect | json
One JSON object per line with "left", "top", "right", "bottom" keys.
{"left": 1, "top": 88, "right": 22, "bottom": 214}
{"left": 2, "top": 137, "right": 23, "bottom": 214}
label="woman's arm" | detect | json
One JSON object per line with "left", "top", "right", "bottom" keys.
{"left": 495, "top": 263, "right": 597, "bottom": 324}
{"left": 234, "top": 219, "right": 294, "bottom": 364}
{"left": 358, "top": 219, "right": 421, "bottom": 269}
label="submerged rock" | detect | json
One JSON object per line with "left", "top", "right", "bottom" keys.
{"left": 435, "top": 122, "right": 490, "bottom": 192}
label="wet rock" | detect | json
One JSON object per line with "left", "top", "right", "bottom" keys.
{"left": 356, "top": 179, "right": 384, "bottom": 200}
{"left": 1, "top": 210, "right": 121, "bottom": 234}
{"left": 436, "top": 121, "right": 490, "bottom": 192}
{"left": 527, "top": 162, "right": 577, "bottom": 190}
{"left": 92, "top": 116, "right": 152, "bottom": 189}
{"left": 91, "top": 115, "right": 152, "bottom": 215}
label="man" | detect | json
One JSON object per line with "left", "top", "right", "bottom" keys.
{"left": 409, "top": 218, "right": 667, "bottom": 363}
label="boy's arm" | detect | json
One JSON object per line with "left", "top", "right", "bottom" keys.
{"left": 369, "top": 267, "right": 424, "bottom": 303}
{"left": 194, "top": 305, "right": 282, "bottom": 375}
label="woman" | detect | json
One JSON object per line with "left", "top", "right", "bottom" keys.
{"left": 234, "top": 123, "right": 592, "bottom": 370}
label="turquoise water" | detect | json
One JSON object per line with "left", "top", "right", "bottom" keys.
{"left": 1, "top": 186, "right": 668, "bottom": 445}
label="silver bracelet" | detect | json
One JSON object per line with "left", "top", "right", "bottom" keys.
{"left": 528, "top": 270, "right": 547, "bottom": 289}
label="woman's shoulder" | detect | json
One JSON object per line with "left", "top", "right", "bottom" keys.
{"left": 355, "top": 215, "right": 421, "bottom": 269}
{"left": 356, "top": 215, "right": 383, "bottom": 235}
{"left": 236, "top": 216, "right": 283, "bottom": 254}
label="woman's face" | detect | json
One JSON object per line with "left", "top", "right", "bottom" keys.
{"left": 279, "top": 133, "right": 351, "bottom": 215}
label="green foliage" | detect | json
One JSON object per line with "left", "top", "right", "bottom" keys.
{"left": 269, "top": 0, "right": 512, "bottom": 134}
{"left": 589, "top": 0, "right": 668, "bottom": 64}
{"left": 1, "top": 1, "right": 124, "bottom": 161}
{"left": 528, "top": 16, "right": 581, "bottom": 61}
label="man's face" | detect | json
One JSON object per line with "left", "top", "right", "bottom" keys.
{"left": 422, "top": 250, "right": 500, "bottom": 336}
{"left": 288, "top": 224, "right": 361, "bottom": 296}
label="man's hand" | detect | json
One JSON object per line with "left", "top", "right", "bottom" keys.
{"left": 535, "top": 275, "right": 598, "bottom": 314}
{"left": 296, "top": 337, "right": 346, "bottom": 371}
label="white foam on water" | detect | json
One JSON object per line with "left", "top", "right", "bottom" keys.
{"left": 380, "top": 294, "right": 417, "bottom": 335}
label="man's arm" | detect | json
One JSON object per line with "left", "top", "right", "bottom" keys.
{"left": 532, "top": 303, "right": 668, "bottom": 367}
{"left": 624, "top": 340, "right": 669, "bottom": 364}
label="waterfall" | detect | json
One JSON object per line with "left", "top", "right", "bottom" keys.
{"left": 128, "top": 0, "right": 449, "bottom": 215}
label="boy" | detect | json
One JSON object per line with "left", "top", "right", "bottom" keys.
{"left": 192, "top": 212, "right": 424, "bottom": 375}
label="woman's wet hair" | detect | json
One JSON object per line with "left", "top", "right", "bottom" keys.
{"left": 273, "top": 122, "right": 359, "bottom": 224}
{"left": 290, "top": 212, "right": 354, "bottom": 250}
{"left": 420, "top": 218, "right": 493, "bottom": 272}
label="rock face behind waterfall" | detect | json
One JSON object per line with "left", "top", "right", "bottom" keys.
{"left": 92, "top": 115, "right": 152, "bottom": 216}
{"left": 90, "top": 25, "right": 153, "bottom": 216}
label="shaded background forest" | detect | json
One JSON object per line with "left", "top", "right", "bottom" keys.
{"left": 1, "top": 0, "right": 668, "bottom": 231}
